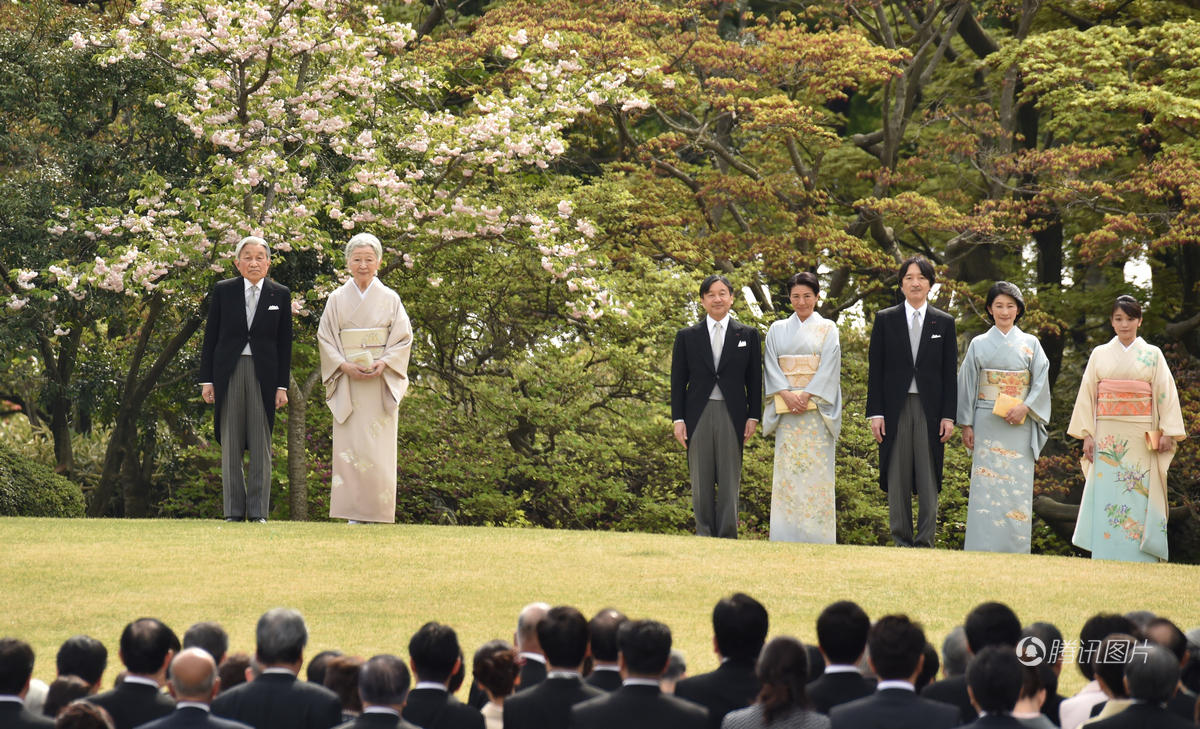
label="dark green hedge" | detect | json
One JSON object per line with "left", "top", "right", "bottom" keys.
{"left": 0, "top": 442, "right": 85, "bottom": 517}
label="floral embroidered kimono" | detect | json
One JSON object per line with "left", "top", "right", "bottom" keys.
{"left": 317, "top": 278, "right": 413, "bottom": 523}
{"left": 956, "top": 326, "right": 1050, "bottom": 553}
{"left": 762, "top": 312, "right": 843, "bottom": 543}
{"left": 1067, "top": 337, "right": 1185, "bottom": 561}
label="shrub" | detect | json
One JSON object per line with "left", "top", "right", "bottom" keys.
{"left": 0, "top": 441, "right": 85, "bottom": 517}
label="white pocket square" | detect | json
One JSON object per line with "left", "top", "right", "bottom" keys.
{"left": 738, "top": 340, "right": 748, "bottom": 347}
{"left": 268, "top": 305, "right": 280, "bottom": 311}
{"left": 930, "top": 333, "right": 941, "bottom": 339}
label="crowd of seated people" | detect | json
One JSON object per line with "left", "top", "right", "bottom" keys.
{"left": 3, "top": 597, "right": 1199, "bottom": 729}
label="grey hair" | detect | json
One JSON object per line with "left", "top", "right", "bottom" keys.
{"left": 255, "top": 608, "right": 308, "bottom": 665}
{"left": 941, "top": 625, "right": 969, "bottom": 679}
{"left": 1125, "top": 643, "right": 1180, "bottom": 704}
{"left": 359, "top": 654, "right": 411, "bottom": 706}
{"left": 235, "top": 235, "right": 271, "bottom": 259}
{"left": 517, "top": 603, "right": 550, "bottom": 644}
{"left": 345, "top": 233, "right": 383, "bottom": 261}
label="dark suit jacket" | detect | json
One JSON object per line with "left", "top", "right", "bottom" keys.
{"left": 1040, "top": 691, "right": 1063, "bottom": 726}
{"left": 210, "top": 672, "right": 341, "bottom": 729}
{"left": 670, "top": 318, "right": 762, "bottom": 445}
{"left": 400, "top": 688, "right": 484, "bottom": 729}
{"left": 865, "top": 302, "right": 957, "bottom": 491}
{"left": 921, "top": 675, "right": 975, "bottom": 723}
{"left": 87, "top": 680, "right": 176, "bottom": 729}
{"left": 198, "top": 276, "right": 293, "bottom": 444}
{"left": 830, "top": 688, "right": 961, "bottom": 729}
{"left": 0, "top": 701, "right": 54, "bottom": 729}
{"left": 1087, "top": 701, "right": 1196, "bottom": 729}
{"left": 503, "top": 675, "right": 602, "bottom": 729}
{"left": 673, "top": 660, "right": 759, "bottom": 729}
{"left": 807, "top": 671, "right": 878, "bottom": 714}
{"left": 584, "top": 668, "right": 622, "bottom": 693}
{"left": 332, "top": 710, "right": 421, "bottom": 729}
{"left": 516, "top": 660, "right": 547, "bottom": 693}
{"left": 135, "top": 706, "right": 255, "bottom": 729}
{"left": 954, "top": 715, "right": 1026, "bottom": 729}
{"left": 570, "top": 684, "right": 707, "bottom": 729}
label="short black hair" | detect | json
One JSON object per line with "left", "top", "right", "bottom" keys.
{"left": 713, "top": 593, "right": 769, "bottom": 663}
{"left": 897, "top": 257, "right": 935, "bottom": 287}
{"left": 966, "top": 645, "right": 1022, "bottom": 714}
{"left": 964, "top": 602, "right": 1021, "bottom": 654}
{"left": 916, "top": 642, "right": 940, "bottom": 692}
{"left": 1093, "top": 634, "right": 1138, "bottom": 698}
{"left": 816, "top": 601, "right": 870, "bottom": 665}
{"left": 786, "top": 272, "right": 820, "bottom": 297}
{"left": 359, "top": 654, "right": 411, "bottom": 706}
{"left": 537, "top": 606, "right": 590, "bottom": 669}
{"left": 306, "top": 650, "right": 344, "bottom": 685}
{"left": 119, "top": 619, "right": 180, "bottom": 675}
{"left": 183, "top": 623, "right": 228, "bottom": 666}
{"left": 618, "top": 620, "right": 672, "bottom": 676}
{"left": 1112, "top": 294, "right": 1142, "bottom": 320}
{"left": 472, "top": 640, "right": 518, "bottom": 698}
{"left": 1147, "top": 618, "right": 1188, "bottom": 663}
{"left": 1077, "top": 614, "right": 1137, "bottom": 680}
{"left": 868, "top": 615, "right": 926, "bottom": 681}
{"left": 985, "top": 281, "right": 1026, "bottom": 323}
{"left": 57, "top": 636, "right": 108, "bottom": 687}
{"left": 700, "top": 274, "right": 734, "bottom": 298}
{"left": 588, "top": 609, "right": 627, "bottom": 663}
{"left": 0, "top": 638, "right": 36, "bottom": 694}
{"left": 1019, "top": 662, "right": 1056, "bottom": 702}
{"left": 408, "top": 622, "right": 460, "bottom": 683}
{"left": 1125, "top": 644, "right": 1180, "bottom": 704}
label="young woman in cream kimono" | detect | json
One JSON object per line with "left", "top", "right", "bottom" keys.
{"left": 317, "top": 233, "right": 413, "bottom": 523}
{"left": 1068, "top": 295, "right": 1185, "bottom": 561}
{"left": 762, "top": 272, "right": 842, "bottom": 543}
{"left": 956, "top": 282, "right": 1050, "bottom": 553}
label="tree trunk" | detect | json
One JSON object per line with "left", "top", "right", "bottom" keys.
{"left": 286, "top": 368, "right": 322, "bottom": 521}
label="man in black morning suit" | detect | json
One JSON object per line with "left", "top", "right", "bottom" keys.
{"left": 402, "top": 622, "right": 484, "bottom": 729}
{"left": 953, "top": 646, "right": 1027, "bottom": 729}
{"left": 199, "top": 235, "right": 292, "bottom": 522}
{"left": 210, "top": 608, "right": 342, "bottom": 729}
{"left": 1089, "top": 644, "right": 1196, "bottom": 729}
{"left": 0, "top": 638, "right": 54, "bottom": 729}
{"left": 503, "top": 606, "right": 602, "bottom": 729}
{"left": 583, "top": 608, "right": 626, "bottom": 692}
{"left": 807, "top": 601, "right": 877, "bottom": 714}
{"left": 87, "top": 618, "right": 180, "bottom": 729}
{"left": 333, "top": 655, "right": 420, "bottom": 729}
{"left": 866, "top": 256, "right": 957, "bottom": 547}
{"left": 830, "top": 615, "right": 960, "bottom": 729}
{"left": 670, "top": 275, "right": 762, "bottom": 538}
{"left": 570, "top": 620, "right": 707, "bottom": 729}
{"left": 674, "top": 593, "right": 767, "bottom": 729}
{"left": 922, "top": 601, "right": 1022, "bottom": 724}
{"left": 135, "top": 648, "right": 252, "bottom": 729}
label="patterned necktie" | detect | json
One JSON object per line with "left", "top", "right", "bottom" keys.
{"left": 712, "top": 321, "right": 724, "bottom": 368}
{"left": 247, "top": 284, "right": 260, "bottom": 325}
{"left": 909, "top": 309, "right": 922, "bottom": 361}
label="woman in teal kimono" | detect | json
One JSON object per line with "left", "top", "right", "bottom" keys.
{"left": 762, "top": 272, "right": 842, "bottom": 543}
{"left": 956, "top": 282, "right": 1050, "bottom": 553}
{"left": 1068, "top": 295, "right": 1185, "bottom": 561}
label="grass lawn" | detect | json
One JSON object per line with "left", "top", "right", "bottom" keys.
{"left": 3, "top": 517, "right": 1197, "bottom": 694}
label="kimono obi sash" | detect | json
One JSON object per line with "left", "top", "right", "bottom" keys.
{"left": 977, "top": 369, "right": 1030, "bottom": 403}
{"left": 773, "top": 355, "right": 820, "bottom": 414}
{"left": 1097, "top": 378, "right": 1152, "bottom": 419}
{"left": 340, "top": 327, "right": 388, "bottom": 367}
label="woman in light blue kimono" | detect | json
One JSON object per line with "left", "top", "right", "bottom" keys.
{"left": 762, "top": 272, "right": 842, "bottom": 543}
{"left": 956, "top": 282, "right": 1050, "bottom": 553}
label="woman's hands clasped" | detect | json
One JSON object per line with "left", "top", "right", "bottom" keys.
{"left": 340, "top": 360, "right": 386, "bottom": 380}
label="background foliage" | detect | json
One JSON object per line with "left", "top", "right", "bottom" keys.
{"left": 1, "top": 0, "right": 1197, "bottom": 558}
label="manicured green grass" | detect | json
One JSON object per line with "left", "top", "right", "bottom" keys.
{"left": 3, "top": 517, "right": 1196, "bottom": 695}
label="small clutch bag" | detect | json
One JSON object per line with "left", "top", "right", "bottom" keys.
{"left": 774, "top": 393, "right": 817, "bottom": 415}
{"left": 992, "top": 393, "right": 1026, "bottom": 425}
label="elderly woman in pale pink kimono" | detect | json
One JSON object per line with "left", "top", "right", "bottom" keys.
{"left": 318, "top": 233, "right": 413, "bottom": 523}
